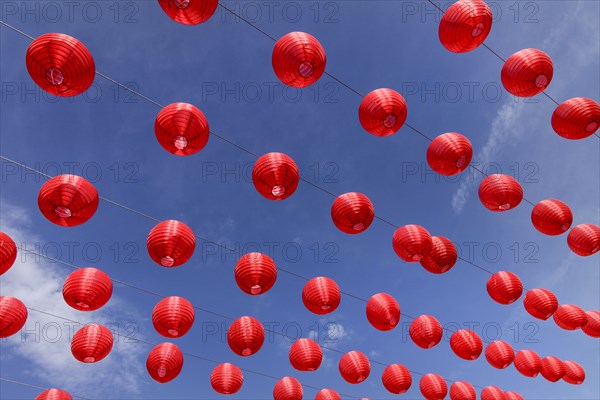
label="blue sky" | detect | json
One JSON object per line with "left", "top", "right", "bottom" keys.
{"left": 1, "top": 1, "right": 599, "bottom": 399}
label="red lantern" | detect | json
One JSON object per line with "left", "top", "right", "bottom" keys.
{"left": 38, "top": 175, "right": 99, "bottom": 227}
{"left": 366, "top": 293, "right": 400, "bottom": 331}
{"left": 302, "top": 277, "right": 341, "bottom": 315}
{"left": 227, "top": 316, "right": 264, "bottom": 356}
{"left": 450, "top": 329, "right": 483, "bottom": 360}
{"left": 419, "top": 236, "right": 457, "bottom": 274}
{"left": 26, "top": 33, "right": 95, "bottom": 96}
{"left": 154, "top": 103, "right": 210, "bottom": 156}
{"left": 392, "top": 224, "right": 433, "bottom": 262}
{"left": 382, "top": 364, "right": 412, "bottom": 394}
{"left": 551, "top": 97, "right": 600, "bottom": 140}
{"left": 358, "top": 88, "right": 407, "bottom": 136}
{"left": 504, "top": 392, "right": 524, "bottom": 400}
{"left": 567, "top": 223, "right": 600, "bottom": 256}
{"left": 514, "top": 349, "right": 542, "bottom": 378}
{"left": 501, "top": 48, "right": 553, "bottom": 97}
{"left": 0, "top": 232, "right": 17, "bottom": 275}
{"left": 478, "top": 174, "right": 523, "bottom": 212}
{"left": 272, "top": 32, "right": 326, "bottom": 88}
{"left": 315, "top": 389, "right": 341, "bottom": 400}
{"left": 426, "top": 132, "right": 473, "bottom": 176}
{"left": 339, "top": 350, "right": 370, "bottom": 384}
{"left": 147, "top": 220, "right": 196, "bottom": 267}
{"left": 438, "top": 0, "right": 492, "bottom": 53}
{"left": 523, "top": 288, "right": 558, "bottom": 320}
{"left": 582, "top": 310, "right": 600, "bottom": 338}
{"left": 420, "top": 373, "right": 447, "bottom": 400}
{"left": 273, "top": 377, "right": 303, "bottom": 400}
{"left": 450, "top": 381, "right": 476, "bottom": 400}
{"left": 71, "top": 324, "right": 113, "bottom": 363}
{"left": 0, "top": 296, "right": 27, "bottom": 338}
{"left": 486, "top": 271, "right": 523, "bottom": 305}
{"left": 152, "top": 296, "right": 195, "bottom": 338}
{"left": 157, "top": 0, "right": 218, "bottom": 25}
{"left": 531, "top": 199, "right": 573, "bottom": 235}
{"left": 62, "top": 268, "right": 112, "bottom": 311}
{"left": 481, "top": 386, "right": 504, "bottom": 400}
{"left": 553, "top": 304, "right": 587, "bottom": 330}
{"left": 210, "top": 363, "right": 243, "bottom": 395}
{"left": 252, "top": 152, "right": 300, "bottom": 200}
{"left": 563, "top": 360, "right": 585, "bottom": 384}
{"left": 409, "top": 315, "right": 443, "bottom": 349}
{"left": 146, "top": 342, "right": 184, "bottom": 383}
{"left": 540, "top": 356, "right": 566, "bottom": 382}
{"left": 331, "top": 192, "right": 374, "bottom": 234}
{"left": 289, "top": 338, "right": 322, "bottom": 371}
{"left": 35, "top": 389, "right": 73, "bottom": 400}
{"left": 485, "top": 340, "right": 514, "bottom": 369}
{"left": 234, "top": 252, "right": 277, "bottom": 295}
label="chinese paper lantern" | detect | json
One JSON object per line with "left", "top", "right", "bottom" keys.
{"left": 71, "top": 324, "right": 113, "bottom": 363}
{"left": 152, "top": 296, "right": 195, "bottom": 338}
{"left": 358, "top": 88, "right": 407, "bottom": 136}
{"left": 478, "top": 174, "right": 523, "bottom": 212}
{"left": 302, "top": 277, "right": 341, "bottom": 315}
{"left": 147, "top": 220, "right": 196, "bottom": 267}
{"left": 392, "top": 224, "right": 433, "bottom": 262}
{"left": 26, "top": 33, "right": 95, "bottom": 96}
{"left": 485, "top": 340, "right": 514, "bottom": 369}
{"left": 582, "top": 310, "right": 600, "bottom": 337}
{"left": 0, "top": 296, "right": 27, "bottom": 338}
{"left": 272, "top": 32, "right": 326, "bottom": 88}
{"left": 339, "top": 350, "right": 370, "bottom": 384}
{"left": 438, "top": 0, "right": 492, "bottom": 53}
{"left": 450, "top": 381, "right": 476, "bottom": 400}
{"left": 210, "top": 363, "right": 243, "bottom": 395}
{"left": 410, "top": 315, "right": 443, "bottom": 349}
{"left": 486, "top": 271, "right": 523, "bottom": 305}
{"left": 481, "top": 386, "right": 504, "bottom": 400}
{"left": 524, "top": 288, "right": 558, "bottom": 320}
{"left": 504, "top": 393, "right": 524, "bottom": 400}
{"left": 0, "top": 232, "right": 17, "bottom": 275}
{"left": 227, "top": 316, "right": 264, "bottom": 356}
{"left": 252, "top": 152, "right": 300, "bottom": 200}
{"left": 38, "top": 175, "right": 99, "bottom": 227}
{"left": 551, "top": 97, "right": 600, "bottom": 140}
{"left": 450, "top": 329, "right": 483, "bottom": 360}
{"left": 567, "top": 223, "right": 600, "bottom": 256}
{"left": 501, "top": 48, "right": 553, "bottom": 97}
{"left": 426, "top": 132, "right": 473, "bottom": 176}
{"left": 154, "top": 103, "right": 210, "bottom": 156}
{"left": 289, "top": 338, "right": 322, "bottom": 371}
{"left": 531, "top": 199, "right": 573, "bottom": 235}
{"left": 35, "top": 389, "right": 73, "bottom": 400}
{"left": 366, "top": 293, "right": 400, "bottom": 331}
{"left": 315, "top": 389, "right": 341, "bottom": 400}
{"left": 146, "top": 342, "right": 184, "bottom": 383}
{"left": 382, "top": 364, "right": 412, "bottom": 394}
{"left": 420, "top": 373, "right": 447, "bottom": 400}
{"left": 553, "top": 304, "right": 587, "bottom": 330}
{"left": 62, "top": 268, "right": 112, "bottom": 311}
{"left": 234, "top": 252, "right": 277, "bottom": 295}
{"left": 419, "top": 235, "right": 458, "bottom": 274}
{"left": 157, "top": 0, "right": 218, "bottom": 25}
{"left": 514, "top": 350, "right": 542, "bottom": 378}
{"left": 273, "top": 377, "right": 303, "bottom": 400}
{"left": 540, "top": 356, "right": 566, "bottom": 382}
{"left": 331, "top": 192, "right": 375, "bottom": 234}
{"left": 562, "top": 360, "right": 585, "bottom": 384}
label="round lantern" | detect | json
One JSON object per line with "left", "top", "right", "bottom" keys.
{"left": 553, "top": 304, "right": 587, "bottom": 330}
{"left": 486, "top": 271, "right": 523, "bottom": 305}
{"left": 382, "top": 364, "right": 412, "bottom": 394}
{"left": 567, "top": 223, "right": 600, "bottom": 256}
{"left": 481, "top": 386, "right": 504, "bottom": 400}
{"left": 26, "top": 33, "right": 95, "bottom": 96}
{"left": 146, "top": 342, "right": 184, "bottom": 383}
{"left": 339, "top": 350, "right": 370, "bottom": 384}
{"left": 227, "top": 316, "right": 264, "bottom": 356}
{"left": 531, "top": 199, "right": 573, "bottom": 235}
{"left": 582, "top": 310, "right": 600, "bottom": 338}
{"left": 152, "top": 296, "right": 195, "bottom": 338}
{"left": 252, "top": 152, "right": 300, "bottom": 200}
{"left": 71, "top": 324, "right": 113, "bottom": 363}
{"left": 485, "top": 340, "right": 514, "bottom": 369}
{"left": 514, "top": 349, "right": 542, "bottom": 378}
{"left": 289, "top": 338, "right": 322, "bottom": 371}
{"left": 154, "top": 103, "right": 210, "bottom": 156}
{"left": 147, "top": 220, "right": 196, "bottom": 267}
{"left": 62, "top": 267, "right": 112, "bottom": 311}
{"left": 315, "top": 389, "right": 341, "bottom": 400}
{"left": 157, "top": 0, "right": 218, "bottom": 25}
{"left": 38, "top": 174, "right": 99, "bottom": 227}
{"left": 504, "top": 392, "right": 524, "bottom": 400}
{"left": 478, "top": 174, "right": 523, "bottom": 211}
{"left": 272, "top": 32, "right": 326, "bottom": 88}
{"left": 450, "top": 381, "right": 476, "bottom": 400}
{"left": 0, "top": 232, "right": 17, "bottom": 275}
{"left": 563, "top": 360, "right": 585, "bottom": 384}
{"left": 366, "top": 292, "right": 400, "bottom": 331}
{"left": 331, "top": 192, "right": 374, "bottom": 234}
{"left": 427, "top": 132, "right": 472, "bottom": 176}
{"left": 524, "top": 288, "right": 558, "bottom": 320}
{"left": 541, "top": 356, "right": 566, "bottom": 382}
{"left": 420, "top": 373, "right": 447, "bottom": 400}
{"left": 35, "top": 389, "right": 73, "bottom": 400}
{"left": 302, "top": 276, "right": 341, "bottom": 315}
{"left": 210, "top": 363, "right": 243, "bottom": 395}
{"left": 419, "top": 235, "right": 457, "bottom": 274}
{"left": 450, "top": 329, "right": 483, "bottom": 360}
{"left": 551, "top": 97, "right": 600, "bottom": 140}
{"left": 273, "top": 376, "right": 303, "bottom": 400}
{"left": 409, "top": 315, "right": 443, "bottom": 349}
{"left": 438, "top": 0, "right": 492, "bottom": 53}
{"left": 234, "top": 252, "right": 277, "bottom": 295}
{"left": 501, "top": 48, "right": 553, "bottom": 97}
{"left": 0, "top": 296, "right": 27, "bottom": 338}
{"left": 392, "top": 224, "right": 433, "bottom": 262}
{"left": 358, "top": 88, "right": 407, "bottom": 136}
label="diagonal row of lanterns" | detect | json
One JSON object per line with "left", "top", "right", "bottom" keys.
{"left": 1, "top": 0, "right": 599, "bottom": 399}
